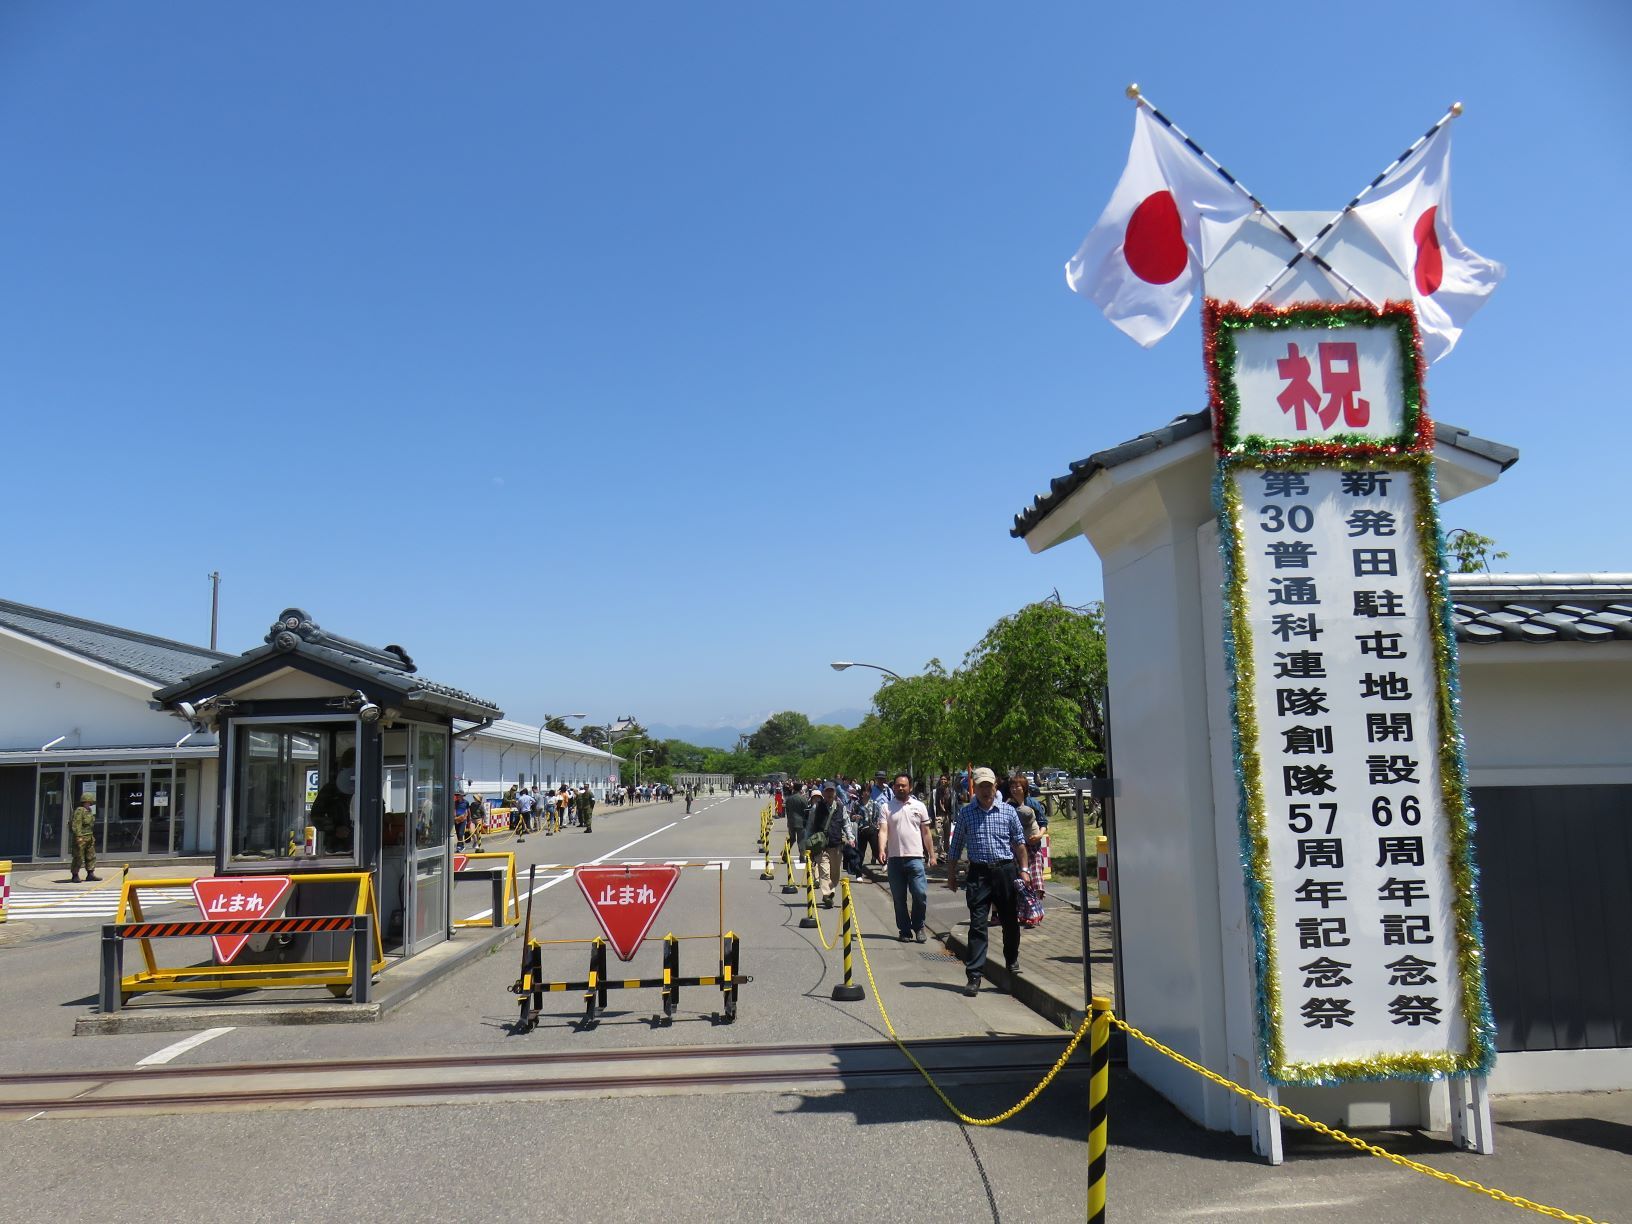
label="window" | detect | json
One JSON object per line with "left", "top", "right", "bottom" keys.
{"left": 235, "top": 722, "right": 356, "bottom": 862}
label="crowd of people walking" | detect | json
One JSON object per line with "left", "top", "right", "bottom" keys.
{"left": 775, "top": 769, "right": 1049, "bottom": 997}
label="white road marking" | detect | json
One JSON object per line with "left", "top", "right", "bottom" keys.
{"left": 462, "top": 822, "right": 681, "bottom": 921}
{"left": 136, "top": 1027, "right": 234, "bottom": 1067}
{"left": 25, "top": 1111, "right": 46, "bottom": 1121}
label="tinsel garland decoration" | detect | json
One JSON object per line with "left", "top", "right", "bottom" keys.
{"left": 1204, "top": 299, "right": 1432, "bottom": 458}
{"left": 1216, "top": 448, "right": 1495, "bottom": 1085}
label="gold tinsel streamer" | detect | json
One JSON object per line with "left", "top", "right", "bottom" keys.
{"left": 1218, "top": 451, "right": 1494, "bottom": 1085}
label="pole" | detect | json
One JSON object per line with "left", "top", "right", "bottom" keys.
{"left": 1075, "top": 785, "right": 1092, "bottom": 1008}
{"left": 831, "top": 878, "right": 865, "bottom": 1001}
{"left": 1087, "top": 995, "right": 1112, "bottom": 1224}
{"left": 799, "top": 853, "right": 819, "bottom": 929}
{"left": 207, "top": 571, "right": 220, "bottom": 651}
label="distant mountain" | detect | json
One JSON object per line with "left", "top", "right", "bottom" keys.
{"left": 647, "top": 706, "right": 864, "bottom": 749}
{"left": 645, "top": 723, "right": 756, "bottom": 750}
{"left": 813, "top": 707, "right": 866, "bottom": 729}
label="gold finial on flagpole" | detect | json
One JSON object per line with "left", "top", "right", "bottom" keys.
{"left": 1450, "top": 101, "right": 1464, "bottom": 117}
{"left": 1125, "top": 83, "right": 1141, "bottom": 101}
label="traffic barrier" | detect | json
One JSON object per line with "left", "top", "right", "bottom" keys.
{"left": 1096, "top": 835, "right": 1111, "bottom": 911}
{"left": 779, "top": 837, "right": 799, "bottom": 894}
{"left": 0, "top": 859, "right": 10, "bottom": 924}
{"left": 799, "top": 852, "right": 819, "bottom": 930}
{"left": 452, "top": 851, "right": 520, "bottom": 927}
{"left": 507, "top": 861, "right": 749, "bottom": 1031}
{"left": 511, "top": 930, "right": 746, "bottom": 1030}
{"left": 1087, "top": 996, "right": 1111, "bottom": 1224}
{"left": 830, "top": 878, "right": 864, "bottom": 1002}
{"left": 101, "top": 872, "right": 385, "bottom": 1009}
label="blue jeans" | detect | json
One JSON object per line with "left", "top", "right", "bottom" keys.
{"left": 887, "top": 857, "right": 928, "bottom": 936}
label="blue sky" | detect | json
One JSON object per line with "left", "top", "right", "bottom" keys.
{"left": 3, "top": 2, "right": 1627, "bottom": 728}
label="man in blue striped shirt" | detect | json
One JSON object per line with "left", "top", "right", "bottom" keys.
{"left": 946, "top": 767, "right": 1029, "bottom": 996}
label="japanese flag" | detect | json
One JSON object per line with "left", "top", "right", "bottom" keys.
{"left": 1065, "top": 107, "right": 1255, "bottom": 347}
{"left": 1351, "top": 124, "right": 1504, "bottom": 363}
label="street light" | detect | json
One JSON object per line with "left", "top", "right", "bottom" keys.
{"left": 831, "top": 659, "right": 913, "bottom": 782}
{"left": 632, "top": 747, "right": 653, "bottom": 791}
{"left": 537, "top": 713, "right": 588, "bottom": 789}
{"left": 830, "top": 660, "right": 904, "bottom": 681}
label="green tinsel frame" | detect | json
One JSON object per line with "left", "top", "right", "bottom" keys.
{"left": 1206, "top": 300, "right": 1432, "bottom": 459}
{"left": 1217, "top": 449, "right": 1495, "bottom": 1085}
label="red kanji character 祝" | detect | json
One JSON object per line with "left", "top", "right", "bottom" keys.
{"left": 1276, "top": 343, "right": 1322, "bottom": 431}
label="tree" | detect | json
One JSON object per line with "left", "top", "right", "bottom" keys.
{"left": 871, "top": 660, "right": 955, "bottom": 782}
{"left": 542, "top": 714, "right": 577, "bottom": 737}
{"left": 1445, "top": 528, "right": 1508, "bottom": 574}
{"left": 951, "top": 600, "right": 1107, "bottom": 777}
{"left": 748, "top": 711, "right": 814, "bottom": 759}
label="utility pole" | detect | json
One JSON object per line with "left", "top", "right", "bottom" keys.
{"left": 207, "top": 571, "right": 221, "bottom": 650}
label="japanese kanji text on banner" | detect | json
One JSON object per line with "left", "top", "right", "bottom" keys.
{"left": 1209, "top": 301, "right": 1493, "bottom": 1086}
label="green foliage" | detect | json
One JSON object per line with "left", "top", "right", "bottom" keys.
{"left": 747, "top": 710, "right": 814, "bottom": 758}
{"left": 951, "top": 601, "right": 1106, "bottom": 777}
{"left": 634, "top": 600, "right": 1109, "bottom": 787}
{"left": 1445, "top": 528, "right": 1508, "bottom": 574}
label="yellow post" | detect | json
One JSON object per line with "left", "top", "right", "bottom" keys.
{"left": 831, "top": 878, "right": 864, "bottom": 1001}
{"left": 1087, "top": 995, "right": 1111, "bottom": 1224}
{"left": 780, "top": 836, "right": 799, "bottom": 894}
{"left": 0, "top": 859, "right": 11, "bottom": 924}
{"left": 1096, "top": 835, "right": 1111, "bottom": 911}
{"left": 798, "top": 853, "right": 819, "bottom": 929}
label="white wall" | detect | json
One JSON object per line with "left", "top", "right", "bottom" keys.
{"left": 0, "top": 634, "right": 193, "bottom": 750}
{"left": 1459, "top": 649, "right": 1632, "bottom": 785}
{"left": 454, "top": 735, "right": 617, "bottom": 799}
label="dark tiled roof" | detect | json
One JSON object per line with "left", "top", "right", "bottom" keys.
{"left": 153, "top": 607, "right": 503, "bottom": 719}
{"left": 1448, "top": 575, "right": 1632, "bottom": 646}
{"left": 1010, "top": 415, "right": 1521, "bottom": 541}
{"left": 0, "top": 597, "right": 232, "bottom": 685}
{"left": 1011, "top": 411, "right": 1210, "bottom": 540}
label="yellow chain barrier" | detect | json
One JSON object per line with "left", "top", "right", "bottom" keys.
{"left": 802, "top": 853, "right": 835, "bottom": 950}
{"left": 852, "top": 917, "right": 1603, "bottom": 1222}
{"left": 1106, "top": 1012, "right": 1606, "bottom": 1224}
{"left": 853, "top": 925, "right": 1090, "bottom": 1125}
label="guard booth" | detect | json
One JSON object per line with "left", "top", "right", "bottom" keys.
{"left": 153, "top": 608, "right": 503, "bottom": 961}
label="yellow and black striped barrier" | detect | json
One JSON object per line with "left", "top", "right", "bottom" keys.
{"left": 510, "top": 931, "right": 747, "bottom": 1031}
{"left": 779, "top": 837, "right": 799, "bottom": 894}
{"left": 830, "top": 878, "right": 864, "bottom": 1002}
{"left": 1087, "top": 996, "right": 1111, "bottom": 1224}
{"left": 798, "top": 852, "right": 819, "bottom": 930}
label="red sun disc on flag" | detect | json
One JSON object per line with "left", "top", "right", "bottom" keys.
{"left": 1413, "top": 206, "right": 1444, "bottom": 295}
{"left": 1124, "top": 190, "right": 1188, "bottom": 285}
{"left": 192, "top": 876, "right": 293, "bottom": 964}
{"left": 576, "top": 865, "right": 681, "bottom": 961}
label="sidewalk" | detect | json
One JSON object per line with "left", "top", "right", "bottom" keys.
{"left": 850, "top": 863, "right": 1113, "bottom": 1030}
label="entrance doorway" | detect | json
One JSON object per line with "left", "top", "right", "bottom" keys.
{"left": 38, "top": 766, "right": 191, "bottom": 859}
{"left": 380, "top": 723, "right": 451, "bottom": 956}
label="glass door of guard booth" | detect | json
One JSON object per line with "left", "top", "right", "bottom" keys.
{"left": 380, "top": 723, "right": 451, "bottom": 955}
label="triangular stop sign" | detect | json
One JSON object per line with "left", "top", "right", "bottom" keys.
{"left": 452, "top": 854, "right": 470, "bottom": 873}
{"left": 192, "top": 876, "right": 293, "bottom": 964}
{"left": 575, "top": 865, "right": 681, "bottom": 962}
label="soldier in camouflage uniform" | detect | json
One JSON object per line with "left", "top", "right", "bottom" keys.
{"left": 576, "top": 785, "right": 594, "bottom": 833}
{"left": 69, "top": 793, "right": 99, "bottom": 883}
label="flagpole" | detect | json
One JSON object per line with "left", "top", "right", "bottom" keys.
{"left": 1244, "top": 101, "right": 1464, "bottom": 306}
{"left": 1124, "top": 84, "right": 1379, "bottom": 307}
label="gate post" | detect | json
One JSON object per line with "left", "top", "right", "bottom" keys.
{"left": 99, "top": 925, "right": 124, "bottom": 1014}
{"left": 351, "top": 913, "right": 374, "bottom": 1004}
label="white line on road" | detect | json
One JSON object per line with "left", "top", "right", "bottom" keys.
{"left": 25, "top": 1111, "right": 46, "bottom": 1121}
{"left": 462, "top": 822, "right": 681, "bottom": 921}
{"left": 136, "top": 1027, "right": 234, "bottom": 1067}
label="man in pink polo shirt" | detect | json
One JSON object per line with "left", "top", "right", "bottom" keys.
{"left": 876, "top": 771, "right": 937, "bottom": 942}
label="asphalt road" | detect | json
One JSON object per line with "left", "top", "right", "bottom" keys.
{"left": 2, "top": 794, "right": 1626, "bottom": 1223}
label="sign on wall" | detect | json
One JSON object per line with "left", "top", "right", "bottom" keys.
{"left": 1209, "top": 300, "right": 1493, "bottom": 1085}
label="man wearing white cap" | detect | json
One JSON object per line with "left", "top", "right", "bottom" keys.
{"left": 946, "top": 766, "right": 1029, "bottom": 996}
